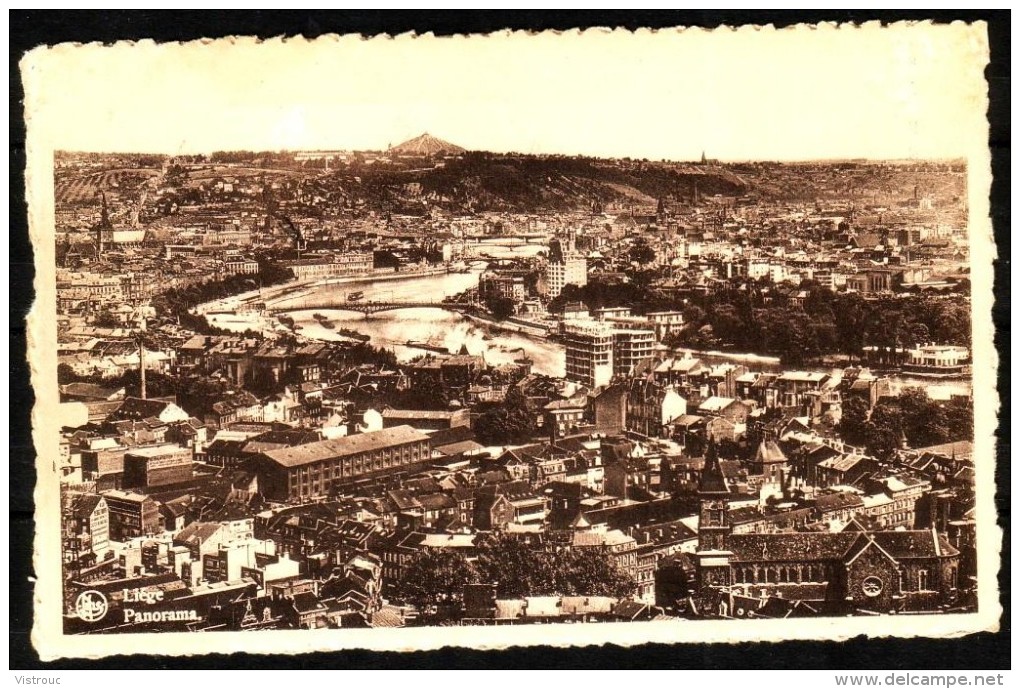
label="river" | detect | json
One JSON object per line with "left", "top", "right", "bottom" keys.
{"left": 207, "top": 264, "right": 970, "bottom": 398}
{"left": 282, "top": 268, "right": 566, "bottom": 377}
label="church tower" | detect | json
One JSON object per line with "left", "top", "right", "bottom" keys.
{"left": 697, "top": 441, "right": 732, "bottom": 552}
{"left": 694, "top": 441, "right": 733, "bottom": 612}
{"left": 95, "top": 191, "right": 112, "bottom": 258}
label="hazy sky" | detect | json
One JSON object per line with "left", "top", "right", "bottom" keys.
{"left": 24, "top": 23, "right": 989, "bottom": 161}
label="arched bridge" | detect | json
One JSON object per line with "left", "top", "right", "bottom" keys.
{"left": 268, "top": 300, "right": 475, "bottom": 318}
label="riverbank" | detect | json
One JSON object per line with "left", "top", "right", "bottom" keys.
{"left": 463, "top": 312, "right": 553, "bottom": 339}
{"left": 312, "top": 265, "right": 449, "bottom": 288}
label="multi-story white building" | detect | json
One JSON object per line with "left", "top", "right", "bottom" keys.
{"left": 564, "top": 322, "right": 613, "bottom": 389}
{"left": 645, "top": 311, "right": 685, "bottom": 340}
{"left": 612, "top": 328, "right": 657, "bottom": 378}
{"left": 544, "top": 256, "right": 587, "bottom": 298}
{"left": 905, "top": 345, "right": 970, "bottom": 373}
{"left": 223, "top": 256, "right": 260, "bottom": 275}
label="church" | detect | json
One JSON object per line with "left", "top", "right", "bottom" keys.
{"left": 692, "top": 449, "right": 963, "bottom": 618}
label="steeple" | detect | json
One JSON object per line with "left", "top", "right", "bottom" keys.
{"left": 697, "top": 441, "right": 732, "bottom": 552}
{"left": 100, "top": 191, "right": 111, "bottom": 228}
{"left": 694, "top": 440, "right": 734, "bottom": 612}
{"left": 698, "top": 441, "right": 730, "bottom": 497}
{"left": 95, "top": 191, "right": 111, "bottom": 257}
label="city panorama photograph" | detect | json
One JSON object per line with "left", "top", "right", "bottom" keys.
{"left": 23, "top": 24, "right": 998, "bottom": 656}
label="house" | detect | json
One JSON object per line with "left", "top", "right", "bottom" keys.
{"left": 840, "top": 368, "right": 894, "bottom": 410}
{"left": 749, "top": 439, "right": 788, "bottom": 482}
{"left": 473, "top": 481, "right": 548, "bottom": 530}
{"left": 602, "top": 440, "right": 669, "bottom": 500}
{"left": 625, "top": 379, "right": 687, "bottom": 439}
{"left": 869, "top": 474, "right": 932, "bottom": 529}
{"left": 174, "top": 521, "right": 230, "bottom": 560}
{"left": 774, "top": 371, "right": 830, "bottom": 410}
{"left": 64, "top": 493, "right": 110, "bottom": 558}
{"left": 60, "top": 382, "right": 126, "bottom": 403}
{"left": 698, "top": 397, "right": 750, "bottom": 424}
{"left": 592, "top": 383, "right": 628, "bottom": 435}
{"left": 571, "top": 522, "right": 639, "bottom": 582}
{"left": 814, "top": 491, "right": 866, "bottom": 526}
{"left": 206, "top": 391, "right": 262, "bottom": 429}
{"left": 381, "top": 408, "right": 470, "bottom": 432}
{"left": 651, "top": 353, "right": 706, "bottom": 388}
{"left": 108, "top": 397, "right": 190, "bottom": 425}
{"left": 542, "top": 398, "right": 587, "bottom": 440}
{"left": 122, "top": 444, "right": 193, "bottom": 489}
{"left": 816, "top": 452, "right": 877, "bottom": 489}
{"left": 159, "top": 496, "right": 190, "bottom": 532}
{"left": 256, "top": 425, "right": 432, "bottom": 502}
{"left": 103, "top": 489, "right": 161, "bottom": 541}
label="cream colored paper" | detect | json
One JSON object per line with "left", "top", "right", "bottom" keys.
{"left": 23, "top": 23, "right": 998, "bottom": 660}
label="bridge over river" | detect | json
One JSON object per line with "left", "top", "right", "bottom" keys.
{"left": 267, "top": 296, "right": 474, "bottom": 318}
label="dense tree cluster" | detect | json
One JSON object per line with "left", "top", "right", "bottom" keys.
{"left": 391, "top": 534, "right": 636, "bottom": 615}
{"left": 389, "top": 374, "right": 452, "bottom": 411}
{"left": 628, "top": 238, "right": 658, "bottom": 265}
{"left": 547, "top": 272, "right": 673, "bottom": 315}
{"left": 150, "top": 255, "right": 294, "bottom": 325}
{"left": 837, "top": 388, "right": 973, "bottom": 459}
{"left": 551, "top": 277, "right": 970, "bottom": 366}
{"left": 669, "top": 284, "right": 971, "bottom": 365}
{"left": 474, "top": 388, "right": 537, "bottom": 445}
{"left": 475, "top": 533, "right": 636, "bottom": 599}
{"left": 483, "top": 293, "right": 515, "bottom": 321}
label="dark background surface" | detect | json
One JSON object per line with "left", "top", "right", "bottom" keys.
{"left": 9, "top": 10, "right": 1010, "bottom": 670}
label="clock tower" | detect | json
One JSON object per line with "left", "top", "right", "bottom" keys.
{"left": 694, "top": 442, "right": 733, "bottom": 613}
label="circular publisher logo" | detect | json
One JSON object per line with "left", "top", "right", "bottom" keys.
{"left": 75, "top": 590, "right": 108, "bottom": 622}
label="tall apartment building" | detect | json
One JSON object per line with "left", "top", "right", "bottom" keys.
{"left": 544, "top": 257, "right": 588, "bottom": 298}
{"left": 612, "top": 328, "right": 657, "bottom": 378}
{"left": 544, "top": 235, "right": 587, "bottom": 299}
{"left": 564, "top": 322, "right": 613, "bottom": 390}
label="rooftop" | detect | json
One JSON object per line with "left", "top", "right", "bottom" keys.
{"left": 262, "top": 425, "right": 429, "bottom": 468}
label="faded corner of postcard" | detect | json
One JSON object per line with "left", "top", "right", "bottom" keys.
{"left": 23, "top": 21, "right": 999, "bottom": 661}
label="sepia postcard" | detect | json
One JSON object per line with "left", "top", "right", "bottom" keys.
{"left": 22, "top": 22, "right": 1000, "bottom": 660}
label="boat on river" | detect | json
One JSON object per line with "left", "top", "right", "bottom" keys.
{"left": 406, "top": 339, "right": 449, "bottom": 354}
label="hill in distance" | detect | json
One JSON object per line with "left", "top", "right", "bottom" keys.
{"left": 389, "top": 132, "right": 466, "bottom": 156}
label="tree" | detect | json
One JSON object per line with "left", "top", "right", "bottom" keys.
{"left": 393, "top": 374, "right": 451, "bottom": 411}
{"left": 557, "top": 549, "right": 636, "bottom": 598}
{"left": 475, "top": 387, "right": 537, "bottom": 445}
{"left": 58, "top": 363, "right": 79, "bottom": 385}
{"left": 936, "top": 301, "right": 972, "bottom": 346}
{"left": 391, "top": 549, "right": 478, "bottom": 614}
{"left": 474, "top": 533, "right": 557, "bottom": 598}
{"left": 628, "top": 238, "right": 657, "bottom": 265}
{"left": 484, "top": 294, "right": 515, "bottom": 322}
{"left": 176, "top": 375, "right": 231, "bottom": 418}
{"left": 710, "top": 304, "right": 744, "bottom": 346}
{"left": 838, "top": 396, "right": 870, "bottom": 447}
{"left": 474, "top": 534, "right": 636, "bottom": 599}
{"left": 864, "top": 402, "right": 905, "bottom": 459}
{"left": 943, "top": 396, "right": 974, "bottom": 442}
{"left": 897, "top": 387, "right": 949, "bottom": 448}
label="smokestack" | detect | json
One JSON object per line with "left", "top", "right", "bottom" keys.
{"left": 138, "top": 337, "right": 146, "bottom": 400}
